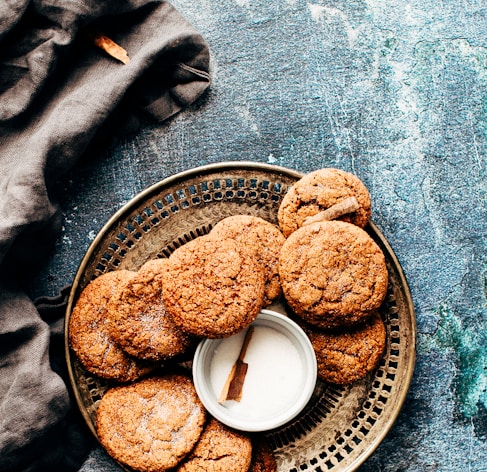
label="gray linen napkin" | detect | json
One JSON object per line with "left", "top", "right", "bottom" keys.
{"left": 0, "top": 1, "right": 210, "bottom": 470}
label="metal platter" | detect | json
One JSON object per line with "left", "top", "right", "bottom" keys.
{"left": 65, "top": 161, "right": 416, "bottom": 471}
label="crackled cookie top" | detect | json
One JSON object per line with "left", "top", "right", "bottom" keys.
{"left": 209, "top": 215, "right": 285, "bottom": 305}
{"left": 107, "top": 258, "right": 193, "bottom": 362}
{"left": 69, "top": 270, "right": 153, "bottom": 382}
{"left": 96, "top": 375, "right": 206, "bottom": 472}
{"left": 279, "top": 220, "right": 388, "bottom": 328}
{"left": 177, "top": 418, "right": 252, "bottom": 472}
{"left": 302, "top": 311, "right": 386, "bottom": 384}
{"left": 278, "top": 168, "right": 371, "bottom": 237}
{"left": 161, "top": 237, "right": 265, "bottom": 338}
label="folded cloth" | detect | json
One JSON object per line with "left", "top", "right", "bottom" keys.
{"left": 0, "top": 1, "right": 211, "bottom": 470}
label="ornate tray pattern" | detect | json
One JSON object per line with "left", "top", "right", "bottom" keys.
{"left": 65, "top": 162, "right": 416, "bottom": 471}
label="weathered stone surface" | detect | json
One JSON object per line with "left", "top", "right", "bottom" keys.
{"left": 32, "top": 1, "right": 486, "bottom": 470}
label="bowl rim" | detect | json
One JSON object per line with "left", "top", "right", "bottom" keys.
{"left": 192, "top": 309, "right": 318, "bottom": 432}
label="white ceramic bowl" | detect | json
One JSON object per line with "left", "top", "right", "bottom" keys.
{"left": 193, "top": 309, "right": 317, "bottom": 432}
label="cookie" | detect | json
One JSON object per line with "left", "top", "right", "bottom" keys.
{"left": 302, "top": 311, "right": 386, "bottom": 384}
{"left": 278, "top": 168, "right": 371, "bottom": 237}
{"left": 161, "top": 236, "right": 265, "bottom": 338}
{"left": 96, "top": 374, "right": 206, "bottom": 472}
{"left": 177, "top": 418, "right": 252, "bottom": 472}
{"left": 249, "top": 437, "right": 277, "bottom": 472}
{"left": 209, "top": 215, "right": 285, "bottom": 305}
{"left": 279, "top": 221, "right": 388, "bottom": 329}
{"left": 69, "top": 270, "right": 153, "bottom": 382}
{"left": 107, "top": 258, "right": 193, "bottom": 362}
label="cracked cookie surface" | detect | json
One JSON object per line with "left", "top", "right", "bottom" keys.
{"left": 107, "top": 258, "right": 193, "bottom": 362}
{"left": 278, "top": 168, "right": 371, "bottom": 237}
{"left": 69, "top": 270, "right": 153, "bottom": 382}
{"left": 302, "top": 311, "right": 386, "bottom": 384}
{"left": 209, "top": 215, "right": 285, "bottom": 306}
{"left": 177, "top": 418, "right": 252, "bottom": 472}
{"left": 161, "top": 237, "right": 265, "bottom": 338}
{"left": 96, "top": 374, "right": 206, "bottom": 472}
{"left": 279, "top": 221, "right": 388, "bottom": 329}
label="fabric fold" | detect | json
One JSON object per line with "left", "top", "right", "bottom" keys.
{"left": 0, "top": 1, "right": 211, "bottom": 470}
{"left": 0, "top": 284, "right": 70, "bottom": 470}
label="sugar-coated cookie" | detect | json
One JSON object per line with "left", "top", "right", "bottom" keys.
{"left": 69, "top": 270, "right": 153, "bottom": 382}
{"left": 107, "top": 258, "right": 193, "bottom": 362}
{"left": 96, "top": 374, "right": 206, "bottom": 472}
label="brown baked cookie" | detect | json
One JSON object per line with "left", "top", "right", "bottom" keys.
{"left": 302, "top": 311, "right": 386, "bottom": 384}
{"left": 278, "top": 168, "right": 371, "bottom": 237}
{"left": 249, "top": 437, "right": 277, "bottom": 472}
{"left": 69, "top": 270, "right": 153, "bottom": 382}
{"left": 177, "top": 418, "right": 252, "bottom": 472}
{"left": 107, "top": 258, "right": 193, "bottom": 362}
{"left": 168, "top": 233, "right": 212, "bottom": 260}
{"left": 96, "top": 374, "right": 206, "bottom": 472}
{"left": 161, "top": 236, "right": 265, "bottom": 338}
{"left": 279, "top": 221, "right": 388, "bottom": 329}
{"left": 209, "top": 215, "right": 285, "bottom": 305}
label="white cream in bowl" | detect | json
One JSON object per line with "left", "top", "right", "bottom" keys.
{"left": 193, "top": 309, "right": 317, "bottom": 432}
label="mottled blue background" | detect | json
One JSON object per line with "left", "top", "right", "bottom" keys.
{"left": 31, "top": 0, "right": 487, "bottom": 470}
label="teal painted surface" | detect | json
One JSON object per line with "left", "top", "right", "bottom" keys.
{"left": 430, "top": 303, "right": 487, "bottom": 419}
{"left": 32, "top": 0, "right": 487, "bottom": 470}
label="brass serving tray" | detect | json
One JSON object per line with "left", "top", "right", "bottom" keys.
{"left": 65, "top": 162, "right": 416, "bottom": 471}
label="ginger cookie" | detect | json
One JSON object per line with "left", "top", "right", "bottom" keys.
{"left": 69, "top": 270, "right": 153, "bottom": 382}
{"left": 278, "top": 168, "right": 371, "bottom": 237}
{"left": 249, "top": 437, "right": 277, "bottom": 472}
{"left": 107, "top": 258, "right": 193, "bottom": 362}
{"left": 209, "top": 215, "right": 285, "bottom": 305}
{"left": 302, "top": 311, "right": 387, "bottom": 384}
{"left": 279, "top": 221, "right": 388, "bottom": 329}
{"left": 96, "top": 374, "right": 206, "bottom": 472}
{"left": 177, "top": 418, "right": 252, "bottom": 472}
{"left": 161, "top": 237, "right": 265, "bottom": 338}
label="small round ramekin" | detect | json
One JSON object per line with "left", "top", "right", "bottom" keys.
{"left": 192, "top": 309, "right": 317, "bottom": 432}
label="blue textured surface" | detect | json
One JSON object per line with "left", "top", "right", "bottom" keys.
{"left": 31, "top": 0, "right": 487, "bottom": 470}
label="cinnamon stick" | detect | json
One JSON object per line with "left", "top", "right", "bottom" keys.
{"left": 93, "top": 33, "right": 130, "bottom": 65}
{"left": 218, "top": 326, "right": 254, "bottom": 403}
{"left": 303, "top": 196, "right": 360, "bottom": 226}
